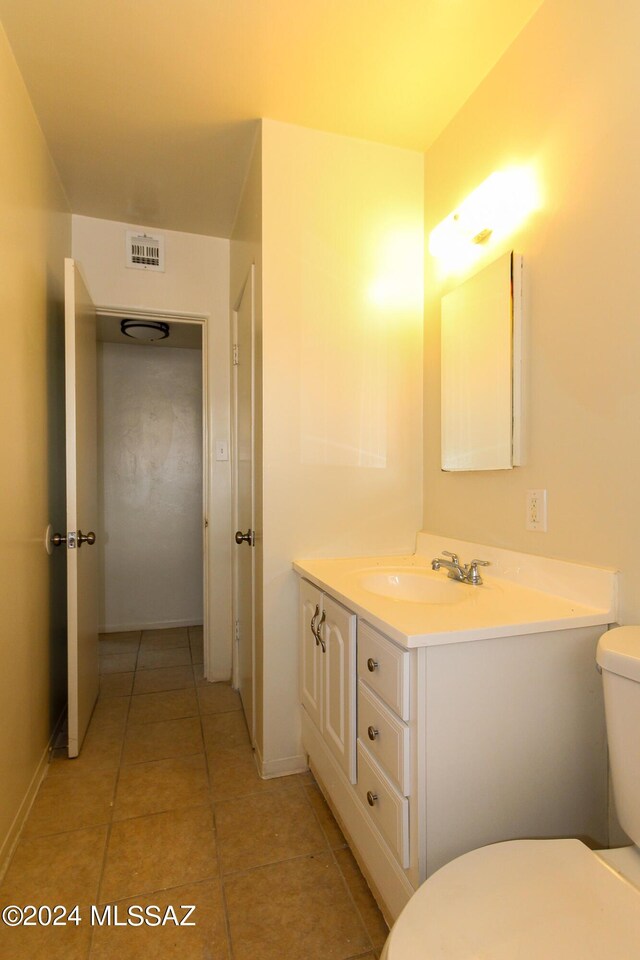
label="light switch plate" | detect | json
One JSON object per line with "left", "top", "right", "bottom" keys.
{"left": 215, "top": 440, "right": 229, "bottom": 461}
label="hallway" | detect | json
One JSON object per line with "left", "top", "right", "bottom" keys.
{"left": 0, "top": 627, "right": 387, "bottom": 959}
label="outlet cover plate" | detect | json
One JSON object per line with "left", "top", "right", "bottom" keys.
{"left": 526, "top": 489, "right": 548, "bottom": 532}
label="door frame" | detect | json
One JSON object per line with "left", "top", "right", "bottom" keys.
{"left": 230, "top": 266, "right": 256, "bottom": 734}
{"left": 95, "top": 305, "right": 212, "bottom": 677}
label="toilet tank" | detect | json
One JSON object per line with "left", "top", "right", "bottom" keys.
{"left": 597, "top": 627, "right": 640, "bottom": 846}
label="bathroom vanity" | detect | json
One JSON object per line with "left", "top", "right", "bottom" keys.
{"left": 294, "top": 533, "right": 617, "bottom": 921}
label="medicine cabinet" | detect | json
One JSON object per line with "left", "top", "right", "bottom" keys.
{"left": 440, "top": 251, "right": 522, "bottom": 471}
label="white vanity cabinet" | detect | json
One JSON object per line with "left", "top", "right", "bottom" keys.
{"left": 300, "top": 578, "right": 357, "bottom": 783}
{"left": 296, "top": 541, "right": 617, "bottom": 923}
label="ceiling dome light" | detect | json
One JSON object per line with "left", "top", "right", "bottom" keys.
{"left": 120, "top": 319, "right": 170, "bottom": 341}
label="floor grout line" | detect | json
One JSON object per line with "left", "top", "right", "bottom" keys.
{"left": 89, "top": 630, "right": 140, "bottom": 958}
{"left": 219, "top": 847, "right": 337, "bottom": 881}
{"left": 328, "top": 843, "right": 377, "bottom": 954}
{"left": 198, "top": 652, "right": 235, "bottom": 960}
{"left": 302, "top": 782, "right": 378, "bottom": 953}
{"left": 105, "top": 799, "right": 213, "bottom": 828}
{"left": 121, "top": 747, "right": 205, "bottom": 769}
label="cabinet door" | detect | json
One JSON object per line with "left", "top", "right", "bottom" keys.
{"left": 322, "top": 594, "right": 357, "bottom": 784}
{"left": 300, "top": 579, "right": 323, "bottom": 731}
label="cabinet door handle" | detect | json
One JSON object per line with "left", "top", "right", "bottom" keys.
{"left": 315, "top": 611, "right": 326, "bottom": 652}
{"left": 367, "top": 726, "right": 379, "bottom": 741}
{"left": 310, "top": 605, "right": 319, "bottom": 644}
{"left": 367, "top": 658, "right": 379, "bottom": 672}
{"left": 366, "top": 791, "right": 378, "bottom": 807}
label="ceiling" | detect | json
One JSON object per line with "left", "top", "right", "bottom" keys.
{"left": 0, "top": 0, "right": 544, "bottom": 238}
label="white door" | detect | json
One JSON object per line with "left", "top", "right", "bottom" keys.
{"left": 232, "top": 266, "right": 255, "bottom": 742}
{"left": 64, "top": 258, "right": 99, "bottom": 758}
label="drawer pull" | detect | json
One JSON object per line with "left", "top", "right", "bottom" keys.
{"left": 367, "top": 658, "right": 379, "bottom": 672}
{"left": 366, "top": 790, "right": 378, "bottom": 807}
{"left": 367, "top": 725, "right": 379, "bottom": 741}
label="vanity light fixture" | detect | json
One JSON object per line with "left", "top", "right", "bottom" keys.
{"left": 120, "top": 319, "right": 170, "bottom": 342}
{"left": 428, "top": 167, "right": 539, "bottom": 263}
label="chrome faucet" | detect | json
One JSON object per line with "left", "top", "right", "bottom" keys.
{"left": 431, "top": 551, "right": 465, "bottom": 581}
{"left": 431, "top": 551, "right": 490, "bottom": 585}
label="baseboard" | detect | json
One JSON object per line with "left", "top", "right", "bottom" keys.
{"left": 0, "top": 708, "right": 66, "bottom": 882}
{"left": 253, "top": 742, "right": 308, "bottom": 780}
{"left": 207, "top": 668, "right": 233, "bottom": 682}
{"left": 100, "top": 619, "right": 203, "bottom": 633}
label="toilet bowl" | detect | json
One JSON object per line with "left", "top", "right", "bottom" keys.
{"left": 381, "top": 626, "right": 640, "bottom": 959}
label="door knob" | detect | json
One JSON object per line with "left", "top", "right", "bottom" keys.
{"left": 367, "top": 726, "right": 379, "bottom": 741}
{"left": 235, "top": 529, "right": 255, "bottom": 546}
{"left": 50, "top": 530, "right": 96, "bottom": 547}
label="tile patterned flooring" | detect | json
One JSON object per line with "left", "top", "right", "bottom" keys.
{"left": 0, "top": 626, "right": 388, "bottom": 959}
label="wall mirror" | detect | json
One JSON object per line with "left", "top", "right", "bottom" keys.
{"left": 440, "top": 251, "right": 522, "bottom": 471}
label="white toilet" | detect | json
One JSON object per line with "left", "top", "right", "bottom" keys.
{"left": 380, "top": 626, "right": 640, "bottom": 959}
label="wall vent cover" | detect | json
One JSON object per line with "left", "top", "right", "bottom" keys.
{"left": 125, "top": 231, "right": 165, "bottom": 272}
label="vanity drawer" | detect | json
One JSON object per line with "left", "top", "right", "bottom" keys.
{"left": 358, "top": 680, "right": 410, "bottom": 796}
{"left": 358, "top": 621, "right": 410, "bottom": 721}
{"left": 356, "top": 740, "right": 409, "bottom": 869}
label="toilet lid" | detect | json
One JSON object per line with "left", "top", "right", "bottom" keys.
{"left": 386, "top": 839, "right": 640, "bottom": 959}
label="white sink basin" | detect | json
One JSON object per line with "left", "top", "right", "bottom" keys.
{"left": 355, "top": 568, "right": 469, "bottom": 604}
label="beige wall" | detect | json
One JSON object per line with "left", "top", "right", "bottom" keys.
{"left": 72, "top": 215, "right": 232, "bottom": 678}
{"left": 423, "top": 0, "right": 640, "bottom": 624}
{"left": 0, "top": 25, "right": 70, "bottom": 865}
{"left": 260, "top": 120, "right": 424, "bottom": 769}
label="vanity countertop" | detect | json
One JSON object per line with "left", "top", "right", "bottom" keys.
{"left": 293, "top": 535, "right": 617, "bottom": 648}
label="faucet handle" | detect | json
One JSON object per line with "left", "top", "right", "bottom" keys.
{"left": 442, "top": 550, "right": 460, "bottom": 564}
{"left": 466, "top": 559, "right": 490, "bottom": 584}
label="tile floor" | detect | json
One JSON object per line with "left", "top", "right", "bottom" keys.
{"left": 0, "top": 626, "right": 388, "bottom": 959}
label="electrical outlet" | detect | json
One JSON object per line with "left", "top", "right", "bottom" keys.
{"left": 526, "top": 489, "right": 547, "bottom": 532}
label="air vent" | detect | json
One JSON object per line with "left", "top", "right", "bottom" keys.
{"left": 125, "top": 231, "right": 165, "bottom": 272}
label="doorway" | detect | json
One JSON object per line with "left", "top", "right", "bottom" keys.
{"left": 95, "top": 310, "right": 208, "bottom": 658}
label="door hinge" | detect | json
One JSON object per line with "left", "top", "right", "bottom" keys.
{"left": 232, "top": 343, "right": 239, "bottom": 366}
{"left": 235, "top": 620, "right": 240, "bottom": 641}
